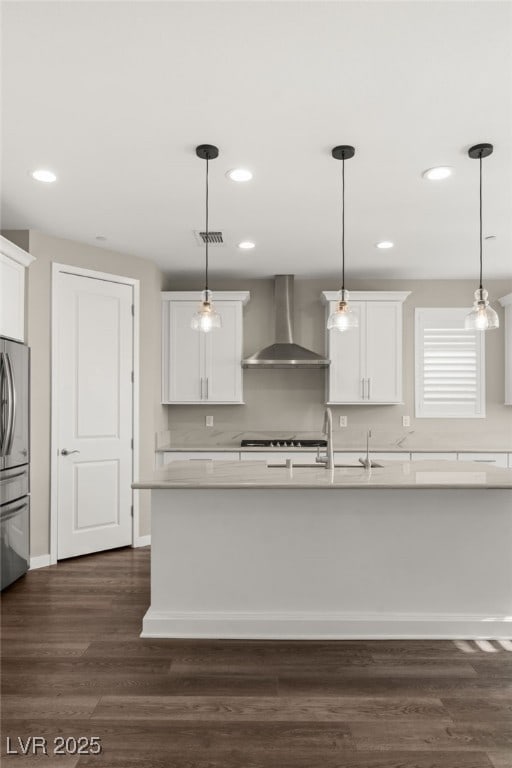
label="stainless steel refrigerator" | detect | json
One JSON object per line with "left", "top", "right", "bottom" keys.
{"left": 0, "top": 337, "right": 30, "bottom": 590}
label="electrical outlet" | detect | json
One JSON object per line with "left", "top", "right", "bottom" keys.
{"left": 339, "top": 415, "right": 347, "bottom": 427}
{"left": 402, "top": 415, "right": 410, "bottom": 427}
{"left": 205, "top": 415, "right": 214, "bottom": 427}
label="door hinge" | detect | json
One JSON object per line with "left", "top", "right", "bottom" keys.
{"left": 131, "top": 304, "right": 135, "bottom": 316}
{"left": 130, "top": 505, "right": 134, "bottom": 517}
{"left": 131, "top": 371, "right": 134, "bottom": 383}
{"left": 131, "top": 438, "right": 134, "bottom": 450}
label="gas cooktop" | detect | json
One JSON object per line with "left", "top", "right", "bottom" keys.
{"left": 241, "top": 439, "right": 327, "bottom": 448}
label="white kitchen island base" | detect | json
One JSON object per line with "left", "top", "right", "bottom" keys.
{"left": 141, "top": 485, "right": 512, "bottom": 640}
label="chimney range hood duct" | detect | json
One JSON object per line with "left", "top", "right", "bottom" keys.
{"left": 242, "top": 275, "right": 329, "bottom": 369}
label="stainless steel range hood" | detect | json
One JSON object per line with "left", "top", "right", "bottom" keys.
{"left": 242, "top": 275, "right": 329, "bottom": 369}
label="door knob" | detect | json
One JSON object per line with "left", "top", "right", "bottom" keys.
{"left": 61, "top": 449, "right": 80, "bottom": 456}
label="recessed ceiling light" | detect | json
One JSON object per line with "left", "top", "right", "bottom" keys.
{"left": 31, "top": 169, "right": 57, "bottom": 183}
{"left": 422, "top": 166, "right": 453, "bottom": 181}
{"left": 226, "top": 169, "right": 253, "bottom": 182}
{"left": 238, "top": 241, "right": 255, "bottom": 250}
{"left": 376, "top": 241, "right": 394, "bottom": 250}
{"left": 95, "top": 236, "right": 107, "bottom": 241}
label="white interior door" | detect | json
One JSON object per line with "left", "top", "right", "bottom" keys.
{"left": 56, "top": 272, "right": 133, "bottom": 559}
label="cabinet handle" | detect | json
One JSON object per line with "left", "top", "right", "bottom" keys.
{"left": 361, "top": 378, "right": 365, "bottom": 399}
{"left": 367, "top": 378, "right": 371, "bottom": 400}
{"left": 206, "top": 377, "right": 209, "bottom": 400}
{"left": 200, "top": 378, "right": 204, "bottom": 400}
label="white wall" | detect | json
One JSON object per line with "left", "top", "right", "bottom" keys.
{"left": 163, "top": 276, "right": 512, "bottom": 451}
{"left": 3, "top": 230, "right": 166, "bottom": 556}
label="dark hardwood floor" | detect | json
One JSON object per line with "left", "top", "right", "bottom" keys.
{"left": 1, "top": 546, "right": 512, "bottom": 767}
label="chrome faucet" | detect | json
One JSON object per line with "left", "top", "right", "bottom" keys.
{"left": 316, "top": 407, "right": 334, "bottom": 469}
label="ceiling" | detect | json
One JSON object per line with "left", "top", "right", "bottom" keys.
{"left": 1, "top": 1, "right": 511, "bottom": 280}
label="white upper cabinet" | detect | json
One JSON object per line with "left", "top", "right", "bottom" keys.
{"left": 499, "top": 293, "right": 512, "bottom": 405}
{"left": 162, "top": 291, "right": 250, "bottom": 404}
{"left": 0, "top": 236, "right": 35, "bottom": 342}
{"left": 326, "top": 301, "right": 365, "bottom": 402}
{"left": 322, "top": 291, "right": 410, "bottom": 404}
{"left": 165, "top": 300, "right": 204, "bottom": 402}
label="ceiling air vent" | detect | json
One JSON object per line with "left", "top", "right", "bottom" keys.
{"left": 193, "top": 230, "right": 224, "bottom": 246}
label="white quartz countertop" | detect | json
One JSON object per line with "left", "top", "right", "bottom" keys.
{"left": 133, "top": 460, "right": 512, "bottom": 490}
{"left": 155, "top": 444, "right": 510, "bottom": 453}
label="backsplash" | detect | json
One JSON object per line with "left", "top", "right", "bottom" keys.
{"left": 162, "top": 277, "right": 512, "bottom": 451}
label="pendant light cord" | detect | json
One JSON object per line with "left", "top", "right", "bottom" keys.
{"left": 205, "top": 154, "right": 209, "bottom": 294}
{"left": 479, "top": 152, "right": 483, "bottom": 292}
{"left": 341, "top": 155, "right": 345, "bottom": 294}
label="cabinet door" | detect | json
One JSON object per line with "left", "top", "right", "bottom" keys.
{"left": 327, "top": 302, "right": 365, "bottom": 403}
{"left": 365, "top": 301, "right": 402, "bottom": 403}
{"left": 0, "top": 253, "right": 25, "bottom": 342}
{"left": 374, "top": 452, "right": 411, "bottom": 461}
{"left": 460, "top": 452, "right": 508, "bottom": 468}
{"left": 164, "top": 301, "right": 204, "bottom": 403}
{"left": 163, "top": 452, "right": 240, "bottom": 463}
{"left": 240, "top": 452, "right": 318, "bottom": 464}
{"left": 205, "top": 301, "right": 243, "bottom": 403}
{"left": 411, "top": 452, "right": 458, "bottom": 461}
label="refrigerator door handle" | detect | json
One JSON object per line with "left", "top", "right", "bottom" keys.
{"left": 5, "top": 353, "right": 16, "bottom": 456}
{"left": 0, "top": 352, "right": 7, "bottom": 457}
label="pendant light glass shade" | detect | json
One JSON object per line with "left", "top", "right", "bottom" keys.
{"left": 192, "top": 144, "right": 221, "bottom": 332}
{"left": 191, "top": 290, "right": 222, "bottom": 333}
{"left": 327, "top": 145, "right": 358, "bottom": 333}
{"left": 465, "top": 288, "right": 499, "bottom": 331}
{"left": 464, "top": 143, "right": 499, "bottom": 332}
{"left": 327, "top": 290, "right": 358, "bottom": 331}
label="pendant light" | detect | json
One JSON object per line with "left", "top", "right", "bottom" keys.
{"left": 327, "top": 145, "right": 358, "bottom": 332}
{"left": 191, "top": 144, "right": 222, "bottom": 332}
{"left": 464, "top": 143, "right": 499, "bottom": 331}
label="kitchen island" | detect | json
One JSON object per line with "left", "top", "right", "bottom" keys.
{"left": 133, "top": 460, "right": 512, "bottom": 640}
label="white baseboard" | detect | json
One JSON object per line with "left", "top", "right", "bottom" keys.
{"left": 31, "top": 543, "right": 149, "bottom": 567}
{"left": 141, "top": 609, "right": 512, "bottom": 640}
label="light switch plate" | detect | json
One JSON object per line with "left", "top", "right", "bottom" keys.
{"left": 339, "top": 416, "right": 347, "bottom": 427}
{"left": 206, "top": 415, "right": 214, "bottom": 427}
{"left": 402, "top": 415, "right": 410, "bottom": 427}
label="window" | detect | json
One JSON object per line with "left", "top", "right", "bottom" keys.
{"left": 415, "top": 308, "right": 485, "bottom": 418}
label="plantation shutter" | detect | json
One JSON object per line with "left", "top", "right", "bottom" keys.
{"left": 415, "top": 308, "right": 485, "bottom": 418}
